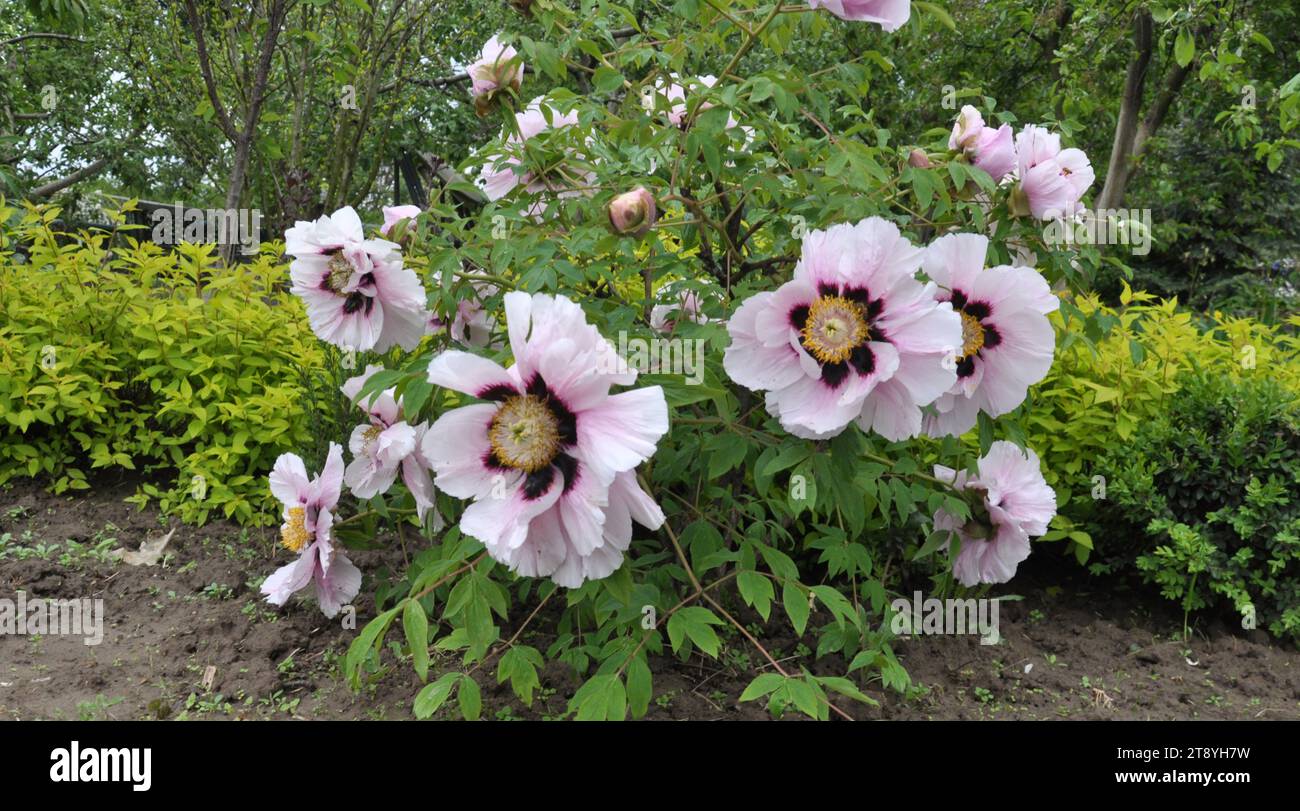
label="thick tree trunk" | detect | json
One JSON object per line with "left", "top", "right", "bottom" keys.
{"left": 1097, "top": 9, "right": 1153, "bottom": 212}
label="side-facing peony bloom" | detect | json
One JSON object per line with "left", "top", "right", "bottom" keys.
{"left": 650, "top": 289, "right": 710, "bottom": 333}
{"left": 261, "top": 443, "right": 362, "bottom": 618}
{"left": 422, "top": 292, "right": 668, "bottom": 587}
{"left": 806, "top": 0, "right": 910, "bottom": 30}
{"left": 724, "top": 218, "right": 962, "bottom": 441}
{"left": 643, "top": 74, "right": 723, "bottom": 128}
{"left": 947, "top": 105, "right": 1015, "bottom": 182}
{"left": 427, "top": 280, "right": 497, "bottom": 348}
{"left": 468, "top": 35, "right": 524, "bottom": 100}
{"left": 381, "top": 205, "right": 422, "bottom": 237}
{"left": 479, "top": 97, "right": 587, "bottom": 202}
{"left": 1011, "top": 124, "right": 1095, "bottom": 219}
{"left": 933, "top": 441, "right": 1057, "bottom": 587}
{"left": 922, "top": 233, "right": 1059, "bottom": 436}
{"left": 285, "top": 206, "right": 430, "bottom": 353}
{"left": 341, "top": 365, "right": 442, "bottom": 526}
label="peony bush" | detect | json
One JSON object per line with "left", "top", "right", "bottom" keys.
{"left": 254, "top": 0, "right": 1115, "bottom": 719}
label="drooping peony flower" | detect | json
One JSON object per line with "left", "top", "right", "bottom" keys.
{"left": 650, "top": 289, "right": 710, "bottom": 333}
{"left": 468, "top": 35, "right": 524, "bottom": 103}
{"left": 427, "top": 280, "right": 497, "bottom": 348}
{"left": 933, "top": 440, "right": 1057, "bottom": 587}
{"left": 1010, "top": 124, "right": 1095, "bottom": 219}
{"left": 723, "top": 218, "right": 962, "bottom": 441}
{"left": 261, "top": 443, "right": 362, "bottom": 618}
{"left": 947, "top": 105, "right": 1015, "bottom": 182}
{"left": 380, "top": 205, "right": 422, "bottom": 237}
{"left": 284, "top": 206, "right": 430, "bottom": 353}
{"left": 422, "top": 292, "right": 668, "bottom": 587}
{"left": 643, "top": 74, "right": 722, "bottom": 129}
{"left": 948, "top": 105, "right": 984, "bottom": 152}
{"left": 341, "top": 365, "right": 442, "bottom": 526}
{"left": 607, "top": 186, "right": 657, "bottom": 237}
{"left": 478, "top": 97, "right": 590, "bottom": 203}
{"left": 806, "top": 0, "right": 910, "bottom": 30}
{"left": 921, "top": 233, "right": 1059, "bottom": 436}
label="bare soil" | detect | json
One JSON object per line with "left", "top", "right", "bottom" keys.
{"left": 2, "top": 478, "right": 1297, "bottom": 721}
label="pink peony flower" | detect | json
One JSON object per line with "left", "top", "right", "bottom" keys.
{"left": 921, "top": 233, "right": 1059, "bottom": 436}
{"left": 468, "top": 35, "right": 524, "bottom": 100}
{"left": 643, "top": 74, "right": 725, "bottom": 129}
{"left": 261, "top": 443, "right": 362, "bottom": 618}
{"left": 427, "top": 279, "right": 497, "bottom": 348}
{"left": 723, "top": 218, "right": 962, "bottom": 441}
{"left": 284, "top": 206, "right": 430, "bottom": 353}
{"left": 948, "top": 105, "right": 985, "bottom": 151}
{"left": 422, "top": 292, "right": 668, "bottom": 587}
{"left": 806, "top": 0, "right": 910, "bottom": 30}
{"left": 650, "top": 289, "right": 710, "bottom": 333}
{"left": 381, "top": 205, "right": 422, "bottom": 237}
{"left": 341, "top": 365, "right": 442, "bottom": 526}
{"left": 479, "top": 97, "right": 589, "bottom": 202}
{"left": 1012, "top": 124, "right": 1095, "bottom": 219}
{"left": 947, "top": 105, "right": 1015, "bottom": 182}
{"left": 933, "top": 441, "right": 1057, "bottom": 586}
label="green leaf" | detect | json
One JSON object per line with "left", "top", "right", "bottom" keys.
{"left": 498, "top": 646, "right": 543, "bottom": 706}
{"left": 739, "top": 672, "right": 785, "bottom": 702}
{"left": 666, "top": 606, "right": 724, "bottom": 658}
{"left": 1174, "top": 28, "right": 1195, "bottom": 68}
{"left": 593, "top": 66, "right": 625, "bottom": 93}
{"left": 783, "top": 581, "right": 810, "bottom": 636}
{"left": 413, "top": 672, "right": 460, "bottom": 719}
{"left": 459, "top": 676, "right": 482, "bottom": 720}
{"left": 737, "top": 571, "right": 774, "bottom": 621}
{"left": 627, "top": 657, "right": 653, "bottom": 719}
{"left": 402, "top": 599, "right": 430, "bottom": 682}
{"left": 571, "top": 674, "right": 627, "bottom": 720}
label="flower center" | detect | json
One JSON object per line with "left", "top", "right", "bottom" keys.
{"left": 489, "top": 394, "right": 561, "bottom": 473}
{"left": 326, "top": 253, "right": 354, "bottom": 293}
{"left": 362, "top": 424, "right": 384, "bottom": 447}
{"left": 801, "top": 295, "right": 867, "bottom": 365}
{"left": 959, "top": 310, "right": 986, "bottom": 360}
{"left": 280, "top": 506, "right": 310, "bottom": 552}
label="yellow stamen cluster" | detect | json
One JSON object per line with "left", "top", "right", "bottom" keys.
{"left": 280, "top": 506, "right": 310, "bottom": 552}
{"left": 326, "top": 253, "right": 354, "bottom": 293}
{"left": 488, "top": 395, "right": 561, "bottom": 473}
{"left": 959, "top": 311, "right": 986, "bottom": 360}
{"left": 801, "top": 295, "right": 867, "bottom": 365}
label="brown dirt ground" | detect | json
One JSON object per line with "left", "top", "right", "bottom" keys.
{"left": 1, "top": 478, "right": 1297, "bottom": 721}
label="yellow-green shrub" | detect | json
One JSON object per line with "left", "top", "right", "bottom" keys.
{"left": 0, "top": 202, "right": 333, "bottom": 525}
{"left": 1025, "top": 284, "right": 1300, "bottom": 561}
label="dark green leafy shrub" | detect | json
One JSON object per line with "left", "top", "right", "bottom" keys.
{"left": 1099, "top": 372, "right": 1300, "bottom": 640}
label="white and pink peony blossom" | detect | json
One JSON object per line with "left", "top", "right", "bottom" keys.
{"left": 284, "top": 206, "right": 430, "bottom": 353}
{"left": 723, "top": 218, "right": 962, "bottom": 441}
{"left": 341, "top": 365, "right": 442, "bottom": 526}
{"left": 650, "top": 289, "right": 710, "bottom": 333}
{"left": 468, "top": 35, "right": 524, "bottom": 101}
{"left": 922, "top": 233, "right": 1059, "bottom": 436}
{"left": 380, "top": 204, "right": 422, "bottom": 237}
{"left": 933, "top": 440, "right": 1057, "bottom": 587}
{"left": 422, "top": 292, "right": 669, "bottom": 588}
{"left": 428, "top": 280, "right": 498, "bottom": 349}
{"left": 1011, "top": 124, "right": 1095, "bottom": 219}
{"left": 806, "top": 0, "right": 910, "bottom": 30}
{"left": 261, "top": 443, "right": 362, "bottom": 618}
{"left": 479, "top": 97, "right": 589, "bottom": 202}
{"left": 947, "top": 105, "right": 1016, "bottom": 182}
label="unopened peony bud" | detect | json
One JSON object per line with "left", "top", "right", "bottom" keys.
{"left": 908, "top": 149, "right": 932, "bottom": 168}
{"left": 607, "top": 187, "right": 657, "bottom": 237}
